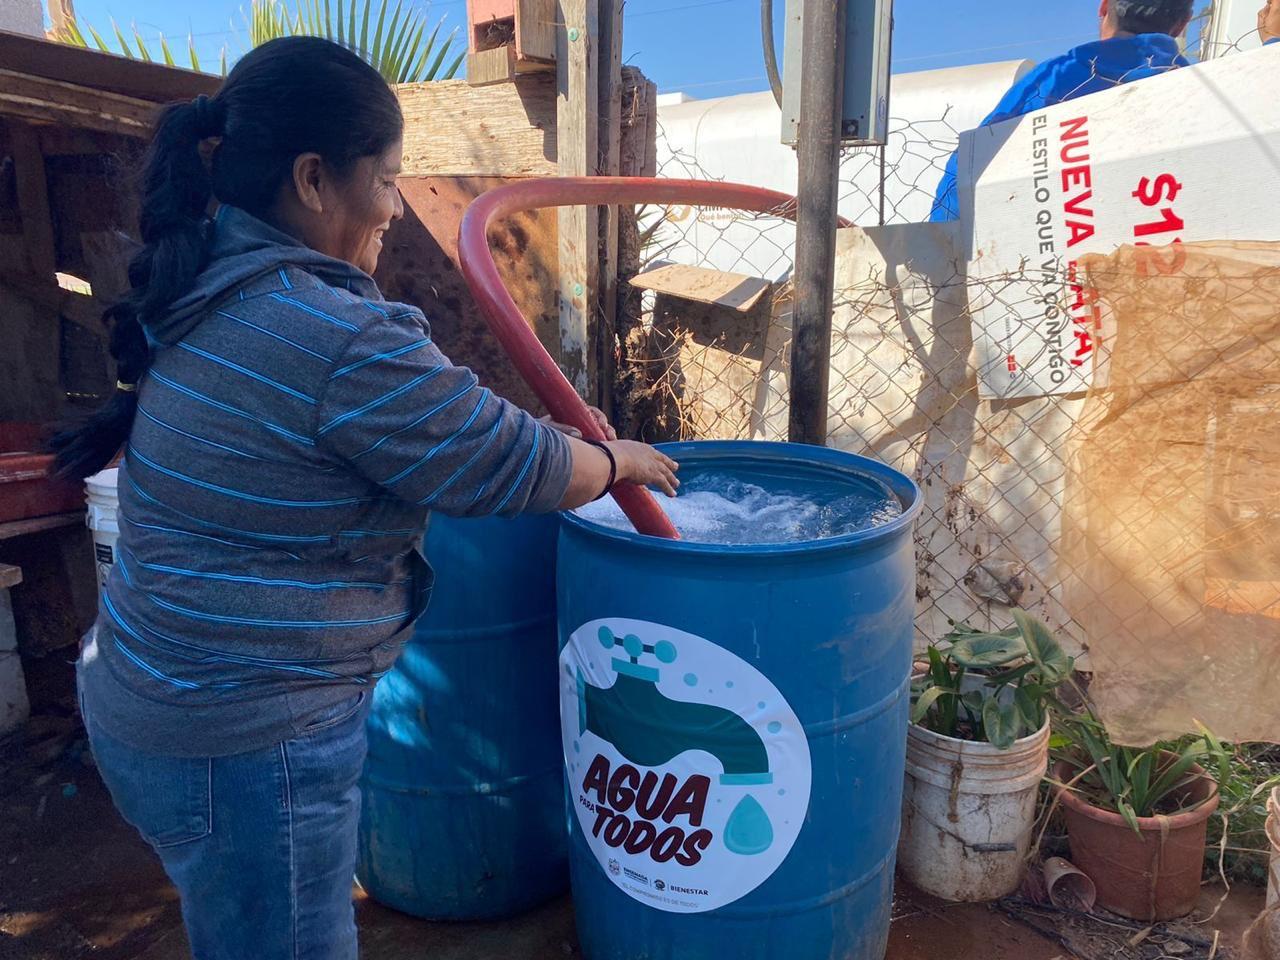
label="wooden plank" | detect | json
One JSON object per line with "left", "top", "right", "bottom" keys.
{"left": 656, "top": 290, "right": 783, "bottom": 440}
{"left": 0, "top": 564, "right": 21, "bottom": 591}
{"left": 0, "top": 32, "right": 219, "bottom": 104}
{"left": 631, "top": 264, "right": 773, "bottom": 313}
{"left": 80, "top": 231, "right": 136, "bottom": 303}
{"left": 0, "top": 512, "right": 83, "bottom": 542}
{"left": 555, "top": 0, "right": 600, "bottom": 396}
{"left": 595, "top": 0, "right": 623, "bottom": 415}
{"left": 619, "top": 67, "right": 650, "bottom": 178}
{"left": 0, "top": 268, "right": 107, "bottom": 339}
{"left": 10, "top": 123, "right": 56, "bottom": 278}
{"left": 642, "top": 79, "right": 658, "bottom": 178}
{"left": 0, "top": 69, "right": 155, "bottom": 138}
{"left": 466, "top": 44, "right": 554, "bottom": 86}
{"left": 396, "top": 77, "right": 557, "bottom": 177}
{"left": 468, "top": 45, "right": 518, "bottom": 85}
{"left": 36, "top": 124, "right": 129, "bottom": 157}
{"left": 517, "top": 0, "right": 557, "bottom": 61}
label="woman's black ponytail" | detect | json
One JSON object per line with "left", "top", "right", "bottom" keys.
{"left": 51, "top": 37, "right": 403, "bottom": 481}
{"left": 51, "top": 95, "right": 223, "bottom": 480}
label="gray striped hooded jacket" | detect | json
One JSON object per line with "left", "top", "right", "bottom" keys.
{"left": 79, "top": 206, "right": 571, "bottom": 757}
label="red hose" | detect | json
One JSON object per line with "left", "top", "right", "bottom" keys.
{"left": 457, "top": 176, "right": 822, "bottom": 538}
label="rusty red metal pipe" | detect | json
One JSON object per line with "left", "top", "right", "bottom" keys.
{"left": 457, "top": 176, "right": 824, "bottom": 538}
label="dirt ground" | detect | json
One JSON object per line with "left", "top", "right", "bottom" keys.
{"left": 0, "top": 715, "right": 1264, "bottom": 960}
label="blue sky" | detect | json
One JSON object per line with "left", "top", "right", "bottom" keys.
{"left": 62, "top": 0, "right": 1125, "bottom": 97}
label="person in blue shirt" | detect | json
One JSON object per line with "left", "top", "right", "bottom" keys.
{"left": 1262, "top": 0, "right": 1280, "bottom": 44}
{"left": 929, "top": 0, "right": 1194, "bottom": 222}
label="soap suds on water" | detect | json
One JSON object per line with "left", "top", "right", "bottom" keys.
{"left": 574, "top": 472, "right": 902, "bottom": 544}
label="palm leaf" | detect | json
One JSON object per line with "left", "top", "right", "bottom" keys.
{"left": 87, "top": 24, "right": 113, "bottom": 53}
{"left": 359, "top": 0, "right": 375, "bottom": 58}
{"left": 247, "top": 0, "right": 458, "bottom": 84}
{"left": 371, "top": 0, "right": 392, "bottom": 67}
{"left": 404, "top": 20, "right": 439, "bottom": 82}
{"left": 441, "top": 49, "right": 465, "bottom": 80}
{"left": 111, "top": 20, "right": 136, "bottom": 59}
{"left": 131, "top": 26, "right": 153, "bottom": 62}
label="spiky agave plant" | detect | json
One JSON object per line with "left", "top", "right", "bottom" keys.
{"left": 248, "top": 0, "right": 463, "bottom": 83}
{"left": 54, "top": 15, "right": 227, "bottom": 74}
{"left": 54, "top": 0, "right": 462, "bottom": 82}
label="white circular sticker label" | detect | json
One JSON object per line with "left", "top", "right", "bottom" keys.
{"left": 560, "top": 618, "right": 811, "bottom": 913}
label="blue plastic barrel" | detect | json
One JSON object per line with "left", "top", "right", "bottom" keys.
{"left": 357, "top": 513, "right": 568, "bottom": 919}
{"left": 557, "top": 441, "right": 921, "bottom": 960}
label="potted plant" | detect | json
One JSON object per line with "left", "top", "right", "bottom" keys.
{"left": 899, "top": 609, "right": 1073, "bottom": 902}
{"left": 1050, "top": 712, "right": 1228, "bottom": 921}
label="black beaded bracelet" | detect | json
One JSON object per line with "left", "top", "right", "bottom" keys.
{"left": 583, "top": 439, "right": 617, "bottom": 501}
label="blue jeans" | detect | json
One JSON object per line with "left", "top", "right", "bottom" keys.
{"left": 84, "top": 690, "right": 371, "bottom": 960}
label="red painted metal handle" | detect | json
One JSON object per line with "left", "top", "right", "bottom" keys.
{"left": 457, "top": 176, "right": 813, "bottom": 538}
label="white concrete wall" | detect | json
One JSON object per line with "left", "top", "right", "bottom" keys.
{"left": 652, "top": 60, "right": 1035, "bottom": 281}
{"left": 0, "top": 589, "right": 29, "bottom": 737}
{"left": 0, "top": 0, "right": 44, "bottom": 37}
{"left": 1203, "top": 0, "right": 1264, "bottom": 56}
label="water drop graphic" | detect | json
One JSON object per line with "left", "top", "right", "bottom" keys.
{"left": 683, "top": 673, "right": 698, "bottom": 687}
{"left": 723, "top": 794, "right": 774, "bottom": 856}
{"left": 778, "top": 788, "right": 786, "bottom": 796}
{"left": 725, "top": 680, "right": 734, "bottom": 688}
{"left": 758, "top": 701, "right": 767, "bottom": 710}
{"left": 573, "top": 741, "right": 581, "bottom": 753}
{"left": 767, "top": 721, "right": 782, "bottom": 734}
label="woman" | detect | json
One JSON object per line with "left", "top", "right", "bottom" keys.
{"left": 53, "top": 36, "right": 678, "bottom": 960}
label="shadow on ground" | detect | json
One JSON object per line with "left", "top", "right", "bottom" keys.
{"left": 0, "top": 716, "right": 1263, "bottom": 960}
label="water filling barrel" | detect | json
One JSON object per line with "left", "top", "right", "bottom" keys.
{"left": 357, "top": 513, "right": 568, "bottom": 919}
{"left": 558, "top": 441, "right": 921, "bottom": 960}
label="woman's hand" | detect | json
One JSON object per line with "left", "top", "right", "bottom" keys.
{"left": 557, "top": 434, "right": 679, "bottom": 509}
{"left": 540, "top": 407, "right": 617, "bottom": 441}
{"left": 607, "top": 440, "right": 680, "bottom": 498}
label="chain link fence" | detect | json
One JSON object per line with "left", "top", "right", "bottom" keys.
{"left": 610, "top": 43, "right": 1279, "bottom": 688}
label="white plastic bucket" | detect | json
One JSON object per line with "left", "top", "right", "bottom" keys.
{"left": 85, "top": 469, "right": 120, "bottom": 594}
{"left": 898, "top": 714, "right": 1050, "bottom": 902}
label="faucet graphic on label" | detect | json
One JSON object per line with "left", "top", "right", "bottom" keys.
{"left": 577, "top": 625, "right": 775, "bottom": 856}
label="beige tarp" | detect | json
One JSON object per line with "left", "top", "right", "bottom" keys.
{"left": 1064, "top": 241, "right": 1280, "bottom": 744}
{"left": 653, "top": 229, "right": 1280, "bottom": 743}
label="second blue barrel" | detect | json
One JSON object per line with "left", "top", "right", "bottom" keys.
{"left": 357, "top": 512, "right": 568, "bottom": 919}
{"left": 557, "top": 441, "right": 921, "bottom": 960}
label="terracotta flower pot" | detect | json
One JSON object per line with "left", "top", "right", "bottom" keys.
{"left": 1053, "top": 759, "right": 1219, "bottom": 921}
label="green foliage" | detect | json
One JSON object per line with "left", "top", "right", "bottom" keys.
{"left": 55, "top": 16, "right": 220, "bottom": 74}
{"left": 1050, "top": 712, "right": 1230, "bottom": 833}
{"left": 247, "top": 1, "right": 464, "bottom": 83}
{"left": 910, "top": 609, "right": 1074, "bottom": 751}
{"left": 53, "top": 0, "right": 462, "bottom": 83}
{"left": 1205, "top": 745, "right": 1280, "bottom": 884}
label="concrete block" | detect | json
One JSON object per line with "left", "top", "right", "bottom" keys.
{"left": 0, "top": 650, "right": 29, "bottom": 737}
{"left": 0, "top": 587, "right": 16, "bottom": 653}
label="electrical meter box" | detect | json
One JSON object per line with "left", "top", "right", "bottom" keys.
{"left": 781, "top": 0, "right": 893, "bottom": 146}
